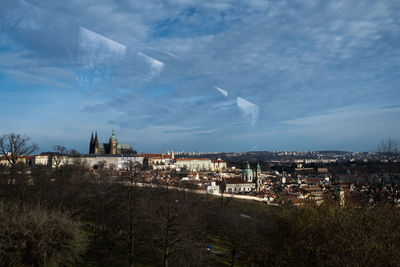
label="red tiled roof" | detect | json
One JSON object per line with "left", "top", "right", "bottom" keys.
{"left": 137, "top": 153, "right": 172, "bottom": 159}
{"left": 224, "top": 178, "right": 253, "bottom": 184}
{"left": 0, "top": 155, "right": 31, "bottom": 160}
{"left": 175, "top": 158, "right": 211, "bottom": 161}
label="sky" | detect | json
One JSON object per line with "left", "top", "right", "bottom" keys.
{"left": 0, "top": 0, "right": 399, "bottom": 153}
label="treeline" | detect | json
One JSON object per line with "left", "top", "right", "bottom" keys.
{"left": 1, "top": 162, "right": 400, "bottom": 266}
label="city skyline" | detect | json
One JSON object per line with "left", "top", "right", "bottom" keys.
{"left": 1, "top": 0, "right": 400, "bottom": 153}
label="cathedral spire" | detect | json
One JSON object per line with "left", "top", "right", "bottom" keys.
{"left": 111, "top": 129, "right": 116, "bottom": 140}
{"left": 89, "top": 132, "right": 94, "bottom": 154}
{"left": 95, "top": 131, "right": 98, "bottom": 142}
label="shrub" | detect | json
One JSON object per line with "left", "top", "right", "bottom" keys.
{"left": 0, "top": 202, "right": 87, "bottom": 267}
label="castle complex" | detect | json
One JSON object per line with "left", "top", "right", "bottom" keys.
{"left": 89, "top": 130, "right": 135, "bottom": 155}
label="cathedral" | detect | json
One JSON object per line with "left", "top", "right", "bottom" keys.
{"left": 89, "top": 131, "right": 136, "bottom": 155}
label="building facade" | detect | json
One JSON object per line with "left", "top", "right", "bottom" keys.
{"left": 211, "top": 157, "right": 227, "bottom": 171}
{"left": 138, "top": 153, "right": 175, "bottom": 170}
{"left": 223, "top": 178, "right": 256, "bottom": 193}
{"left": 175, "top": 158, "right": 213, "bottom": 171}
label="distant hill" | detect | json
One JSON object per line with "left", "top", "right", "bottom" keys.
{"left": 175, "top": 150, "right": 353, "bottom": 163}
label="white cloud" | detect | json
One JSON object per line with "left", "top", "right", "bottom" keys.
{"left": 137, "top": 51, "right": 165, "bottom": 80}
{"left": 78, "top": 26, "right": 126, "bottom": 64}
{"left": 237, "top": 97, "right": 259, "bottom": 125}
{"left": 1, "top": 0, "right": 400, "bottom": 152}
{"left": 215, "top": 86, "right": 228, "bottom": 97}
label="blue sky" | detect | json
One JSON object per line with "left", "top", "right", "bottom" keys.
{"left": 0, "top": 0, "right": 399, "bottom": 153}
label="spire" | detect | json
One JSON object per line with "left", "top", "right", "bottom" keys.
{"left": 246, "top": 161, "right": 250, "bottom": 169}
{"left": 111, "top": 129, "right": 116, "bottom": 141}
{"left": 281, "top": 168, "right": 286, "bottom": 185}
{"left": 89, "top": 132, "right": 94, "bottom": 154}
{"left": 95, "top": 131, "right": 98, "bottom": 142}
{"left": 257, "top": 162, "right": 261, "bottom": 170}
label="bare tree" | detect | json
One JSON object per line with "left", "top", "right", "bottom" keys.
{"left": 377, "top": 136, "right": 399, "bottom": 157}
{"left": 124, "top": 162, "right": 143, "bottom": 267}
{"left": 377, "top": 136, "right": 400, "bottom": 205}
{"left": 0, "top": 133, "right": 38, "bottom": 168}
{"left": 69, "top": 149, "right": 83, "bottom": 166}
{"left": 142, "top": 188, "right": 208, "bottom": 267}
{"left": 52, "top": 145, "right": 69, "bottom": 169}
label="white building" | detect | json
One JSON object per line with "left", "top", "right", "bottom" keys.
{"left": 211, "top": 157, "right": 227, "bottom": 171}
{"left": 223, "top": 178, "right": 256, "bottom": 194}
{"left": 34, "top": 155, "right": 49, "bottom": 166}
{"left": 38, "top": 154, "right": 144, "bottom": 170}
{"left": 80, "top": 155, "right": 144, "bottom": 170}
{"left": 175, "top": 158, "right": 213, "bottom": 171}
{"left": 137, "top": 153, "right": 175, "bottom": 170}
{"left": 207, "top": 181, "right": 220, "bottom": 195}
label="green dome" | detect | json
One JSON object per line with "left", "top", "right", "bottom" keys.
{"left": 243, "top": 161, "right": 253, "bottom": 174}
{"left": 244, "top": 168, "right": 253, "bottom": 174}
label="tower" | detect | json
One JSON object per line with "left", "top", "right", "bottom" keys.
{"left": 281, "top": 169, "right": 286, "bottom": 185}
{"left": 296, "top": 174, "right": 302, "bottom": 185}
{"left": 94, "top": 131, "right": 99, "bottom": 154}
{"left": 256, "top": 162, "right": 261, "bottom": 179}
{"left": 255, "top": 162, "right": 263, "bottom": 190}
{"left": 243, "top": 161, "right": 253, "bottom": 182}
{"left": 109, "top": 130, "right": 118, "bottom": 155}
{"left": 89, "top": 132, "right": 94, "bottom": 154}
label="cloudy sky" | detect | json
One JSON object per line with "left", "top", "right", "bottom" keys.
{"left": 0, "top": 0, "right": 399, "bottom": 153}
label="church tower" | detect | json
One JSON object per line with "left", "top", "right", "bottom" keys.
{"left": 281, "top": 169, "right": 286, "bottom": 185}
{"left": 89, "top": 132, "right": 94, "bottom": 154}
{"left": 243, "top": 161, "right": 254, "bottom": 182}
{"left": 94, "top": 131, "right": 99, "bottom": 154}
{"left": 256, "top": 162, "right": 262, "bottom": 179}
{"left": 296, "top": 174, "right": 302, "bottom": 185}
{"left": 109, "top": 130, "right": 118, "bottom": 155}
{"left": 255, "top": 162, "right": 262, "bottom": 190}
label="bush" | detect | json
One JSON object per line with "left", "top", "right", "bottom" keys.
{"left": 0, "top": 202, "right": 87, "bottom": 267}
